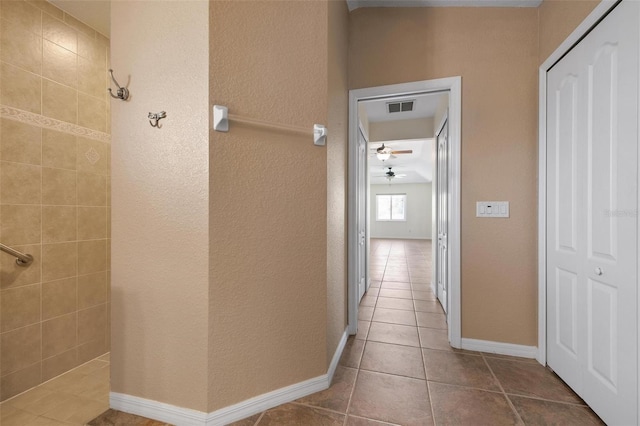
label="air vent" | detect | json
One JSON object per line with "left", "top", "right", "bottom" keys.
{"left": 387, "top": 100, "right": 414, "bottom": 113}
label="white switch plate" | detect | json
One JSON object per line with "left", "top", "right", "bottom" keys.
{"left": 476, "top": 201, "right": 509, "bottom": 218}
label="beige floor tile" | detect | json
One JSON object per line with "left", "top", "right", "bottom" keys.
{"left": 1, "top": 385, "right": 54, "bottom": 410}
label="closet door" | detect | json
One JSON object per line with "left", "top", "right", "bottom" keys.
{"left": 547, "top": 1, "right": 639, "bottom": 424}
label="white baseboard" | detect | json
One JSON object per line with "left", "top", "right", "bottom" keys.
{"left": 110, "top": 392, "right": 207, "bottom": 426}
{"left": 460, "top": 338, "right": 538, "bottom": 359}
{"left": 327, "top": 329, "right": 348, "bottom": 382}
{"left": 110, "top": 328, "right": 350, "bottom": 426}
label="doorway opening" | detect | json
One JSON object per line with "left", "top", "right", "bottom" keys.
{"left": 348, "top": 78, "right": 462, "bottom": 348}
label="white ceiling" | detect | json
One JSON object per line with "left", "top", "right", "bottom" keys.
{"left": 364, "top": 92, "right": 444, "bottom": 185}
{"left": 347, "top": 0, "right": 542, "bottom": 11}
{"left": 369, "top": 139, "right": 434, "bottom": 185}
{"left": 48, "top": 0, "right": 110, "bottom": 37}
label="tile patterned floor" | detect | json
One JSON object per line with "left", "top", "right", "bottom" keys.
{"left": 2, "top": 239, "right": 605, "bottom": 425}
{"left": 0, "top": 353, "right": 110, "bottom": 425}
{"left": 231, "top": 239, "right": 604, "bottom": 426}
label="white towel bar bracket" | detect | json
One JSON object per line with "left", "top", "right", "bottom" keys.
{"left": 213, "top": 105, "right": 327, "bottom": 146}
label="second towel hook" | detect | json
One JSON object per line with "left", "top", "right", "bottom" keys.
{"left": 108, "top": 69, "right": 129, "bottom": 101}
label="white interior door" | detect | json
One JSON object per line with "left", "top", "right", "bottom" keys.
{"left": 357, "top": 127, "right": 368, "bottom": 302}
{"left": 546, "top": 2, "right": 638, "bottom": 424}
{"left": 436, "top": 117, "right": 449, "bottom": 313}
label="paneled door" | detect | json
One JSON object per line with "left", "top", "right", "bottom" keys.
{"left": 546, "top": 1, "right": 638, "bottom": 424}
{"left": 357, "top": 127, "right": 368, "bottom": 302}
{"left": 436, "top": 117, "right": 449, "bottom": 313}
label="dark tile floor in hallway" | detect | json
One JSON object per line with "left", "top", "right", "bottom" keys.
{"left": 232, "top": 239, "right": 604, "bottom": 426}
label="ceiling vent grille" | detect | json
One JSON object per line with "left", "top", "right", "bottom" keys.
{"left": 387, "top": 100, "right": 414, "bottom": 113}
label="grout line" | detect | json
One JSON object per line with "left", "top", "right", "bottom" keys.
{"left": 253, "top": 410, "right": 265, "bottom": 425}
{"left": 481, "top": 353, "right": 525, "bottom": 424}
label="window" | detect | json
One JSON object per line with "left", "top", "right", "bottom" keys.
{"left": 376, "top": 194, "right": 406, "bottom": 221}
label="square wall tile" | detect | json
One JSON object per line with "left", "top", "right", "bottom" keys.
{"left": 0, "top": 362, "right": 41, "bottom": 400}
{"left": 43, "top": 13, "right": 76, "bottom": 53}
{"left": 77, "top": 33, "right": 105, "bottom": 66}
{"left": 78, "top": 239, "right": 106, "bottom": 274}
{"left": 42, "top": 129, "right": 77, "bottom": 170}
{"left": 42, "top": 241, "right": 77, "bottom": 281}
{"left": 1, "top": 323, "right": 41, "bottom": 374}
{"left": 78, "top": 304, "right": 106, "bottom": 344}
{"left": 0, "top": 62, "right": 42, "bottom": 114}
{"left": 77, "top": 172, "right": 106, "bottom": 206}
{"left": 0, "top": 284, "right": 41, "bottom": 332}
{"left": 42, "top": 277, "right": 77, "bottom": 320}
{"left": 42, "top": 312, "right": 77, "bottom": 358}
{"left": 78, "top": 272, "right": 106, "bottom": 309}
{"left": 0, "top": 204, "right": 42, "bottom": 246}
{"left": 78, "top": 337, "right": 106, "bottom": 364}
{"left": 0, "top": 161, "right": 41, "bottom": 205}
{"left": 1, "top": 18, "right": 42, "bottom": 74}
{"left": 78, "top": 57, "right": 105, "bottom": 100}
{"left": 78, "top": 95, "right": 106, "bottom": 133}
{"left": 0, "top": 244, "right": 41, "bottom": 289}
{"left": 42, "top": 348, "right": 78, "bottom": 382}
{"left": 33, "top": 1, "right": 65, "bottom": 20}
{"left": 78, "top": 207, "right": 106, "bottom": 240}
{"left": 43, "top": 40, "right": 77, "bottom": 88}
{"left": 0, "top": 1, "right": 42, "bottom": 36}
{"left": 43, "top": 79, "right": 77, "bottom": 124}
{"left": 42, "top": 205, "right": 77, "bottom": 243}
{"left": 0, "top": 118, "right": 42, "bottom": 166}
{"left": 42, "top": 167, "right": 77, "bottom": 205}
{"left": 65, "top": 14, "right": 95, "bottom": 38}
{"left": 77, "top": 137, "right": 107, "bottom": 174}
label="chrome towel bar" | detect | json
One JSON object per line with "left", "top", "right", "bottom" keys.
{"left": 0, "top": 242, "right": 33, "bottom": 266}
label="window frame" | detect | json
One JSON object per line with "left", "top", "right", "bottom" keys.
{"left": 375, "top": 193, "right": 407, "bottom": 222}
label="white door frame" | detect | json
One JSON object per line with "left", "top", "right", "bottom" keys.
{"left": 538, "top": 0, "right": 633, "bottom": 366}
{"left": 348, "top": 77, "right": 462, "bottom": 348}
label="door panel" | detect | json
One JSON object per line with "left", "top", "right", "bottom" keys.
{"left": 547, "top": 2, "right": 638, "bottom": 424}
{"left": 357, "top": 128, "right": 368, "bottom": 302}
{"left": 436, "top": 118, "right": 449, "bottom": 313}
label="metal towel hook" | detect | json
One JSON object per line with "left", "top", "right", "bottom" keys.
{"left": 108, "top": 69, "right": 130, "bottom": 101}
{"left": 148, "top": 111, "right": 166, "bottom": 128}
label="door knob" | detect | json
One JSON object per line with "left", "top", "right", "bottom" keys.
{"left": 594, "top": 267, "right": 603, "bottom": 276}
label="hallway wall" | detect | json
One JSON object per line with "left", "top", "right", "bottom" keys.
{"left": 0, "top": 0, "right": 110, "bottom": 400}
{"left": 209, "top": 0, "right": 334, "bottom": 411}
{"left": 350, "top": 7, "right": 539, "bottom": 346}
{"left": 538, "top": 0, "right": 600, "bottom": 64}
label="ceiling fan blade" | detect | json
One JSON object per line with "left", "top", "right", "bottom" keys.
{"left": 390, "top": 150, "right": 413, "bottom": 154}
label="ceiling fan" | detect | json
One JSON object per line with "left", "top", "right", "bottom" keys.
{"left": 376, "top": 167, "right": 407, "bottom": 182}
{"left": 373, "top": 144, "right": 413, "bottom": 161}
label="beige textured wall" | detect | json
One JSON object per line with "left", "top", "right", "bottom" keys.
{"left": 0, "top": 0, "right": 110, "bottom": 400}
{"left": 538, "top": 0, "right": 600, "bottom": 64}
{"left": 110, "top": 0, "right": 210, "bottom": 412}
{"left": 327, "top": 0, "right": 349, "bottom": 366}
{"left": 370, "top": 118, "right": 434, "bottom": 142}
{"left": 209, "top": 0, "right": 329, "bottom": 410}
{"left": 350, "top": 7, "right": 539, "bottom": 345}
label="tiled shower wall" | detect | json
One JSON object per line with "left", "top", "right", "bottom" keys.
{"left": 0, "top": 1, "right": 111, "bottom": 401}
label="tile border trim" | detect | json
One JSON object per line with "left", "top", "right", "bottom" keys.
{"left": 0, "top": 105, "right": 111, "bottom": 144}
{"left": 461, "top": 338, "right": 539, "bottom": 360}
{"left": 109, "top": 328, "right": 350, "bottom": 426}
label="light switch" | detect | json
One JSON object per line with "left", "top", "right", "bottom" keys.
{"left": 476, "top": 201, "right": 509, "bottom": 218}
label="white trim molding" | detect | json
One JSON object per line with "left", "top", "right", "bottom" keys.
{"left": 348, "top": 77, "right": 462, "bottom": 348}
{"left": 537, "top": 0, "right": 618, "bottom": 366}
{"left": 111, "top": 329, "right": 349, "bottom": 426}
{"left": 461, "top": 338, "right": 538, "bottom": 359}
